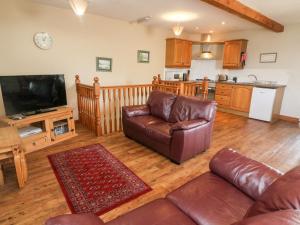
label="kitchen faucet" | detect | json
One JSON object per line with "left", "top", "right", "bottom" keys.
{"left": 248, "top": 74, "right": 258, "bottom": 81}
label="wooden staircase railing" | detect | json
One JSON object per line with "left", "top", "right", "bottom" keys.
{"left": 154, "top": 74, "right": 209, "bottom": 99}
{"left": 75, "top": 74, "right": 209, "bottom": 137}
{"left": 99, "top": 84, "right": 153, "bottom": 135}
{"left": 76, "top": 75, "right": 153, "bottom": 136}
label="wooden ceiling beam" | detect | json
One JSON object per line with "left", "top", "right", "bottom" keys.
{"left": 201, "top": 0, "right": 284, "bottom": 32}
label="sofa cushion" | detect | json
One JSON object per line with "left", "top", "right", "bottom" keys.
{"left": 232, "top": 210, "right": 300, "bottom": 225}
{"left": 169, "top": 96, "right": 216, "bottom": 122}
{"left": 127, "top": 115, "right": 164, "bottom": 131}
{"left": 146, "top": 122, "right": 172, "bottom": 145}
{"left": 210, "top": 148, "right": 282, "bottom": 200}
{"left": 167, "top": 172, "right": 254, "bottom": 225}
{"left": 147, "top": 91, "right": 177, "bottom": 121}
{"left": 106, "top": 198, "right": 197, "bottom": 225}
{"left": 46, "top": 213, "right": 104, "bottom": 225}
{"left": 246, "top": 166, "right": 300, "bottom": 217}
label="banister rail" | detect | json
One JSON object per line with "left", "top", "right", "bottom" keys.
{"left": 75, "top": 74, "right": 209, "bottom": 136}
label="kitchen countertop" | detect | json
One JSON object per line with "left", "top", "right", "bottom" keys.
{"left": 216, "top": 81, "right": 286, "bottom": 89}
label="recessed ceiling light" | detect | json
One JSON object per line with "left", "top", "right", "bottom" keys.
{"left": 69, "top": 0, "right": 88, "bottom": 16}
{"left": 221, "top": 21, "right": 226, "bottom": 25}
{"left": 162, "top": 11, "right": 198, "bottom": 22}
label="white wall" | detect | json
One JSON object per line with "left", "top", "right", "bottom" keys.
{"left": 0, "top": 0, "right": 169, "bottom": 117}
{"left": 188, "top": 24, "right": 300, "bottom": 118}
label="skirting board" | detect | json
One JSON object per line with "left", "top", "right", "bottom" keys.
{"left": 278, "top": 115, "right": 299, "bottom": 124}
{"left": 217, "top": 108, "right": 299, "bottom": 125}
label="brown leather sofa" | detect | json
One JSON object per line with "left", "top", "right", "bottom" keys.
{"left": 46, "top": 148, "right": 300, "bottom": 225}
{"left": 122, "top": 91, "right": 217, "bottom": 163}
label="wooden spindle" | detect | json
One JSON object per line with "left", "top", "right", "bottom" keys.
{"left": 93, "top": 77, "right": 101, "bottom": 136}
{"left": 102, "top": 89, "right": 108, "bottom": 135}
{"left": 113, "top": 88, "right": 117, "bottom": 132}
{"left": 118, "top": 88, "right": 122, "bottom": 131}
{"left": 107, "top": 89, "right": 113, "bottom": 134}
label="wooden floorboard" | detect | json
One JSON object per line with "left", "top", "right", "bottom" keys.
{"left": 0, "top": 112, "right": 299, "bottom": 225}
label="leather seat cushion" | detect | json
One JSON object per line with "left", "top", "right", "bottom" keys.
{"left": 167, "top": 172, "right": 254, "bottom": 225}
{"left": 246, "top": 166, "right": 300, "bottom": 217}
{"left": 127, "top": 115, "right": 164, "bottom": 131}
{"left": 146, "top": 122, "right": 172, "bottom": 145}
{"left": 147, "top": 91, "right": 177, "bottom": 121}
{"left": 106, "top": 199, "right": 197, "bottom": 225}
{"left": 232, "top": 210, "right": 300, "bottom": 225}
{"left": 169, "top": 96, "right": 216, "bottom": 122}
{"left": 45, "top": 214, "right": 103, "bottom": 225}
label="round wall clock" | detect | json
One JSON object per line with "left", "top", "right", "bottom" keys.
{"left": 33, "top": 32, "right": 53, "bottom": 50}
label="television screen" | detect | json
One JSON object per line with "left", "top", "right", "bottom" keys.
{"left": 0, "top": 75, "right": 67, "bottom": 116}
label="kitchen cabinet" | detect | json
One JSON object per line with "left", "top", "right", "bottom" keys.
{"left": 223, "top": 39, "right": 248, "bottom": 69}
{"left": 230, "top": 85, "right": 253, "bottom": 112}
{"left": 215, "top": 83, "right": 253, "bottom": 113}
{"left": 165, "top": 38, "right": 192, "bottom": 68}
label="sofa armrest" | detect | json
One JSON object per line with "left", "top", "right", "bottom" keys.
{"left": 170, "top": 121, "right": 213, "bottom": 163}
{"left": 122, "top": 105, "right": 150, "bottom": 118}
{"left": 170, "top": 119, "right": 208, "bottom": 134}
{"left": 45, "top": 214, "right": 105, "bottom": 225}
{"left": 209, "top": 148, "right": 283, "bottom": 200}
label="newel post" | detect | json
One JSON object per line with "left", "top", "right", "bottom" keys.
{"left": 152, "top": 76, "right": 159, "bottom": 84}
{"left": 179, "top": 82, "right": 185, "bottom": 96}
{"left": 202, "top": 76, "right": 209, "bottom": 100}
{"left": 93, "top": 77, "right": 102, "bottom": 136}
{"left": 157, "top": 74, "right": 162, "bottom": 84}
{"left": 75, "top": 75, "right": 82, "bottom": 122}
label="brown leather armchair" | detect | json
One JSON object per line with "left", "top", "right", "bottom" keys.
{"left": 46, "top": 148, "right": 300, "bottom": 225}
{"left": 122, "top": 91, "right": 217, "bottom": 163}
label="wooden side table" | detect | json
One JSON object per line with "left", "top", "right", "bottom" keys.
{"left": 0, "top": 127, "right": 28, "bottom": 188}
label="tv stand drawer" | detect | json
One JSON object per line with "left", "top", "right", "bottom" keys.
{"left": 23, "top": 134, "right": 49, "bottom": 153}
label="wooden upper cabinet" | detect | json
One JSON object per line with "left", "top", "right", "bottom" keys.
{"left": 223, "top": 39, "right": 248, "bottom": 69}
{"left": 182, "top": 40, "right": 192, "bottom": 67}
{"left": 165, "top": 38, "right": 192, "bottom": 68}
{"left": 230, "top": 85, "right": 253, "bottom": 112}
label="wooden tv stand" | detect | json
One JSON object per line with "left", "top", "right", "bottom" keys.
{"left": 0, "top": 107, "right": 77, "bottom": 154}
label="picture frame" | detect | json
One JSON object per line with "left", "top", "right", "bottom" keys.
{"left": 137, "top": 50, "right": 150, "bottom": 63}
{"left": 260, "top": 53, "right": 277, "bottom": 63}
{"left": 96, "top": 57, "right": 112, "bottom": 72}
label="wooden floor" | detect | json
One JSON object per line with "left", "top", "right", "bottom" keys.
{"left": 0, "top": 112, "right": 300, "bottom": 225}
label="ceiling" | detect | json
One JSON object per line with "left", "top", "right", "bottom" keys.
{"left": 239, "top": 0, "right": 300, "bottom": 25}
{"left": 33, "top": 0, "right": 300, "bottom": 34}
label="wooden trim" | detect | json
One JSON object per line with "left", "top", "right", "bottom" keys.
{"left": 217, "top": 107, "right": 249, "bottom": 118}
{"left": 192, "top": 41, "right": 224, "bottom": 45}
{"left": 278, "top": 115, "right": 299, "bottom": 124}
{"left": 201, "top": 0, "right": 284, "bottom": 32}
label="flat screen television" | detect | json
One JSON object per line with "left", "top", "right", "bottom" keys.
{"left": 0, "top": 75, "right": 67, "bottom": 116}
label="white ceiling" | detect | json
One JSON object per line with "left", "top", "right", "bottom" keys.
{"left": 33, "top": 0, "right": 300, "bottom": 34}
{"left": 239, "top": 0, "right": 300, "bottom": 24}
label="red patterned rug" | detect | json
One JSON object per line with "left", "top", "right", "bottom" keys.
{"left": 48, "top": 144, "right": 151, "bottom": 216}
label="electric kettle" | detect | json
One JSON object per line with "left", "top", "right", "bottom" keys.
{"left": 218, "top": 74, "right": 228, "bottom": 81}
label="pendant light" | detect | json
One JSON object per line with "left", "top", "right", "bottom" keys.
{"left": 173, "top": 24, "right": 184, "bottom": 36}
{"left": 69, "top": 0, "right": 88, "bottom": 16}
